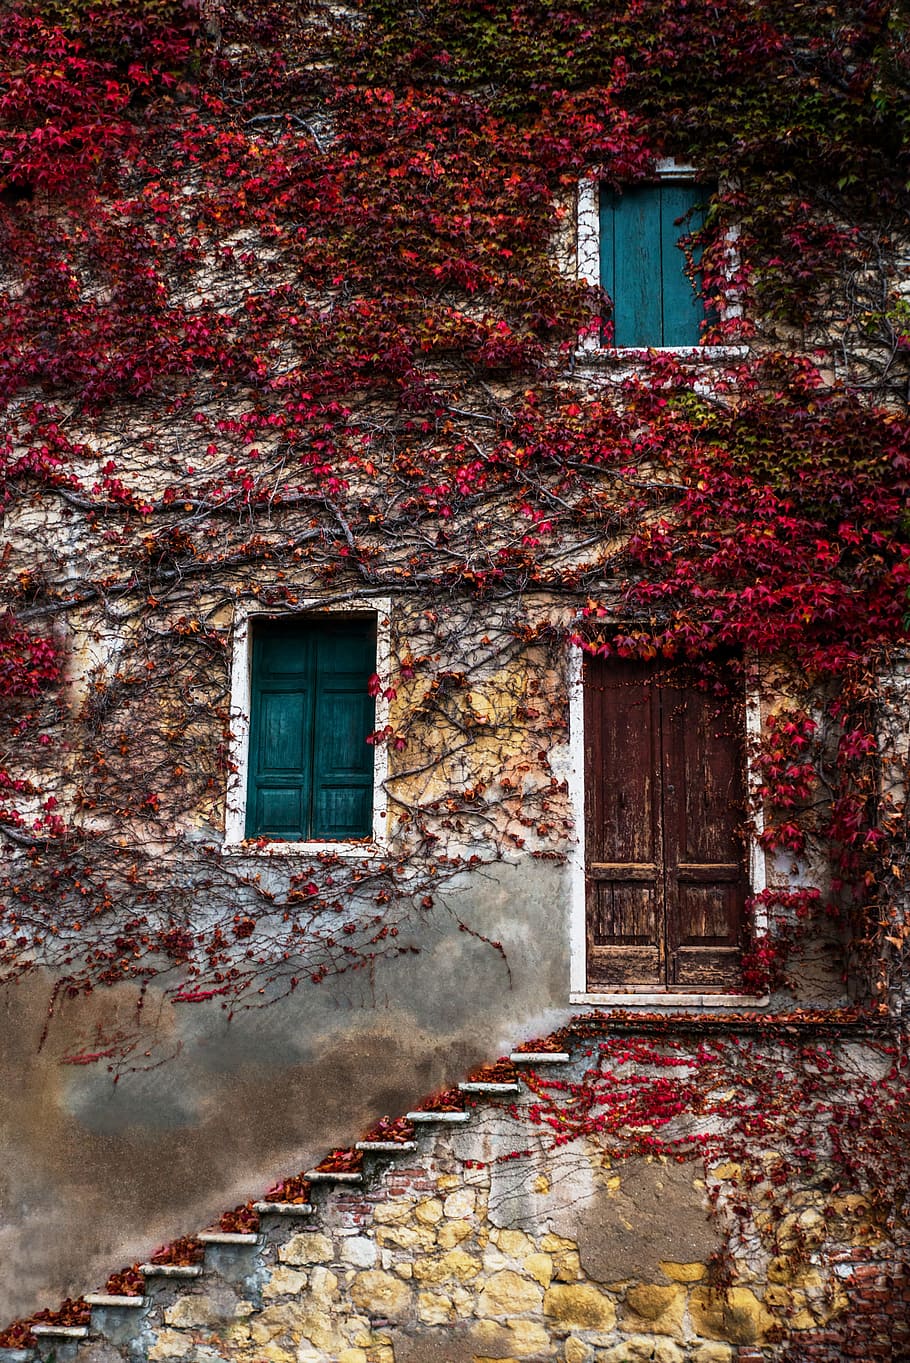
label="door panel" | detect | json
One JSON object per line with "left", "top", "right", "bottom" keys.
{"left": 585, "top": 659, "right": 663, "bottom": 986}
{"left": 584, "top": 656, "right": 746, "bottom": 991}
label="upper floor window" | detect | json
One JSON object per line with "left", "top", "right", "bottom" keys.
{"left": 600, "top": 181, "right": 709, "bottom": 347}
{"left": 245, "top": 615, "right": 376, "bottom": 841}
{"left": 577, "top": 161, "right": 727, "bottom": 353}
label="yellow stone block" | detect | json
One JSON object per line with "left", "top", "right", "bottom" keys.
{"left": 263, "top": 1266, "right": 308, "bottom": 1299}
{"left": 412, "top": 1249, "right": 483, "bottom": 1284}
{"left": 767, "top": 1255, "right": 824, "bottom": 1288}
{"left": 624, "top": 1284, "right": 682, "bottom": 1320}
{"left": 149, "top": 1330, "right": 191, "bottom": 1360}
{"left": 474, "top": 1319, "right": 551, "bottom": 1357}
{"left": 564, "top": 1337, "right": 590, "bottom": 1363}
{"left": 524, "top": 1253, "right": 554, "bottom": 1287}
{"left": 254, "top": 1345, "right": 298, "bottom": 1363}
{"left": 597, "top": 1339, "right": 683, "bottom": 1363}
{"left": 438, "top": 1218, "right": 473, "bottom": 1250}
{"left": 372, "top": 1200, "right": 414, "bottom": 1224}
{"left": 163, "top": 1295, "right": 219, "bottom": 1329}
{"left": 690, "top": 1345, "right": 734, "bottom": 1363}
{"left": 552, "top": 1249, "right": 582, "bottom": 1283}
{"left": 493, "top": 1228, "right": 536, "bottom": 1259}
{"left": 436, "top": 1174, "right": 461, "bottom": 1192}
{"left": 338, "top": 1352, "right": 368, "bottom": 1363}
{"left": 710, "top": 1162, "right": 742, "bottom": 1181}
{"left": 309, "top": 1266, "right": 339, "bottom": 1303}
{"left": 349, "top": 1270, "right": 412, "bottom": 1320}
{"left": 375, "top": 1224, "right": 436, "bottom": 1252}
{"left": 249, "top": 1302, "right": 310, "bottom": 1346}
{"left": 622, "top": 1283, "right": 686, "bottom": 1339}
{"left": 443, "top": 1187, "right": 476, "bottom": 1219}
{"left": 689, "top": 1286, "right": 775, "bottom": 1345}
{"left": 417, "top": 1291, "right": 454, "bottom": 1324}
{"left": 476, "top": 1269, "right": 544, "bottom": 1317}
{"left": 541, "top": 1232, "right": 576, "bottom": 1252}
{"left": 543, "top": 1283, "right": 616, "bottom": 1330}
{"left": 659, "top": 1260, "right": 706, "bottom": 1283}
{"left": 279, "top": 1231, "right": 333, "bottom": 1266}
{"left": 415, "top": 1197, "right": 444, "bottom": 1225}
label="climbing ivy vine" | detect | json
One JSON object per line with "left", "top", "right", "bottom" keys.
{"left": 0, "top": 0, "right": 909, "bottom": 1051}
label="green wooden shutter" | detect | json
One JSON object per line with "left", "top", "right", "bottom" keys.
{"left": 659, "top": 183, "right": 705, "bottom": 347}
{"left": 246, "top": 618, "right": 376, "bottom": 840}
{"left": 600, "top": 183, "right": 706, "bottom": 347}
{"left": 311, "top": 623, "right": 376, "bottom": 839}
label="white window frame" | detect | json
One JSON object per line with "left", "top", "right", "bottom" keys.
{"left": 576, "top": 159, "right": 746, "bottom": 359}
{"left": 223, "top": 597, "right": 392, "bottom": 854}
{"left": 564, "top": 641, "right": 769, "bottom": 1006}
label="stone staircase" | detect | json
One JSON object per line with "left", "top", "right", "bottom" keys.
{"left": 4, "top": 1013, "right": 879, "bottom": 1363}
{"left": 0, "top": 1044, "right": 575, "bottom": 1363}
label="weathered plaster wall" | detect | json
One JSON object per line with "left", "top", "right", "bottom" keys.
{"left": 0, "top": 857, "right": 572, "bottom": 1319}
{"left": 5, "top": 1034, "right": 905, "bottom": 1362}
{"left": 0, "top": 586, "right": 851, "bottom": 1320}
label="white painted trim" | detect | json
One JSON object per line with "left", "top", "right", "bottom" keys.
{"left": 566, "top": 642, "right": 588, "bottom": 995}
{"left": 570, "top": 992, "right": 770, "bottom": 1008}
{"left": 223, "top": 597, "right": 392, "bottom": 852}
{"left": 745, "top": 673, "right": 769, "bottom": 934}
{"left": 565, "top": 641, "right": 769, "bottom": 996}
{"left": 576, "top": 161, "right": 742, "bottom": 356}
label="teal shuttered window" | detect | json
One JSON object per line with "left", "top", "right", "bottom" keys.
{"left": 246, "top": 617, "right": 376, "bottom": 841}
{"left": 600, "top": 183, "right": 708, "bottom": 347}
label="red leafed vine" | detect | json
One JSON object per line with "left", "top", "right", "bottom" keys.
{"left": 0, "top": 0, "right": 908, "bottom": 1086}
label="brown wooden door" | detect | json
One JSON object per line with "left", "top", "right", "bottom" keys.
{"left": 584, "top": 656, "right": 747, "bottom": 991}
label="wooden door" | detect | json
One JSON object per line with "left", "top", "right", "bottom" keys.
{"left": 584, "top": 656, "right": 746, "bottom": 990}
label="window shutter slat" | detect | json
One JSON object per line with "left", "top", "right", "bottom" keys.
{"left": 659, "top": 183, "right": 705, "bottom": 347}
{"left": 613, "top": 188, "right": 662, "bottom": 346}
{"left": 311, "top": 625, "right": 376, "bottom": 840}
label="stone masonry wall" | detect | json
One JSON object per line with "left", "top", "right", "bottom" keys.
{"left": 5, "top": 1025, "right": 907, "bottom": 1363}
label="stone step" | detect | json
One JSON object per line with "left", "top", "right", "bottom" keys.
{"left": 31, "top": 1325, "right": 90, "bottom": 1339}
{"left": 197, "top": 1232, "right": 258, "bottom": 1245}
{"left": 83, "top": 1296, "right": 144, "bottom": 1309}
{"left": 305, "top": 1170, "right": 363, "bottom": 1184}
{"left": 253, "top": 1202, "right": 315, "bottom": 1216}
{"left": 406, "top": 1109, "right": 471, "bottom": 1123}
{"left": 458, "top": 1081, "right": 522, "bottom": 1093}
{"left": 355, "top": 1140, "right": 418, "bottom": 1152}
{"left": 509, "top": 1051, "right": 571, "bottom": 1064}
{"left": 138, "top": 1264, "right": 203, "bottom": 1279}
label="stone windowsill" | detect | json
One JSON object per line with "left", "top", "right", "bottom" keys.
{"left": 573, "top": 343, "right": 750, "bottom": 364}
{"left": 221, "top": 839, "right": 385, "bottom": 858}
